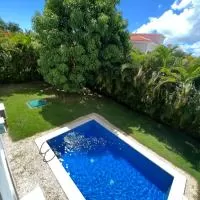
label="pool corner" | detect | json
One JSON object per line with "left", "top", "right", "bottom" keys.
{"left": 35, "top": 113, "right": 187, "bottom": 200}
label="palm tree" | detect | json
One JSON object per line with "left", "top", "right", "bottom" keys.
{"left": 153, "top": 45, "right": 177, "bottom": 68}
{"left": 149, "top": 64, "right": 200, "bottom": 116}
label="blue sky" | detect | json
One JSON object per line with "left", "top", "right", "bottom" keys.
{"left": 118, "top": 0, "right": 175, "bottom": 32}
{"left": 0, "top": 0, "right": 199, "bottom": 56}
{"left": 0, "top": 0, "right": 44, "bottom": 30}
{"left": 0, "top": 0, "right": 174, "bottom": 31}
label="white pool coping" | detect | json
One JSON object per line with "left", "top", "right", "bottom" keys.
{"left": 35, "top": 113, "right": 186, "bottom": 200}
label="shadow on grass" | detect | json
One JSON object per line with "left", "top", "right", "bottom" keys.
{"left": 1, "top": 83, "right": 200, "bottom": 185}
{"left": 0, "top": 82, "right": 53, "bottom": 101}
{"left": 40, "top": 93, "right": 200, "bottom": 179}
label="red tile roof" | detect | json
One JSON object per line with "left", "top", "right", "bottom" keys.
{"left": 130, "top": 33, "right": 165, "bottom": 44}
{"left": 130, "top": 35, "right": 151, "bottom": 42}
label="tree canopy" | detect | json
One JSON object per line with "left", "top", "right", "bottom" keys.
{"left": 0, "top": 21, "right": 40, "bottom": 83}
{"left": 33, "top": 0, "right": 130, "bottom": 92}
{"left": 0, "top": 18, "right": 22, "bottom": 32}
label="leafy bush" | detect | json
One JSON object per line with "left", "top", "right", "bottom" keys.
{"left": 0, "top": 32, "right": 41, "bottom": 83}
{"left": 90, "top": 46, "right": 200, "bottom": 139}
{"left": 33, "top": 0, "right": 130, "bottom": 92}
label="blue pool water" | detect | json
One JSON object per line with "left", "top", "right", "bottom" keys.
{"left": 47, "top": 120, "right": 173, "bottom": 200}
{"left": 27, "top": 99, "right": 47, "bottom": 108}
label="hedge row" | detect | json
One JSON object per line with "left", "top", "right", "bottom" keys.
{"left": 89, "top": 52, "right": 200, "bottom": 140}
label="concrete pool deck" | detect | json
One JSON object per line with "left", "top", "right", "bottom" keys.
{"left": 2, "top": 113, "right": 199, "bottom": 200}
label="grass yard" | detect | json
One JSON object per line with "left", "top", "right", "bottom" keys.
{"left": 0, "top": 83, "right": 200, "bottom": 186}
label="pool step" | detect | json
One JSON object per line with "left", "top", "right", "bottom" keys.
{"left": 20, "top": 186, "right": 45, "bottom": 200}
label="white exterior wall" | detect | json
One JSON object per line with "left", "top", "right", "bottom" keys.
{"left": 146, "top": 42, "right": 159, "bottom": 52}
{"left": 132, "top": 41, "right": 148, "bottom": 53}
{"left": 0, "top": 137, "right": 17, "bottom": 200}
{"left": 132, "top": 41, "right": 160, "bottom": 53}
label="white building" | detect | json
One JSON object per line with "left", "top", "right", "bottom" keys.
{"left": 130, "top": 33, "right": 165, "bottom": 53}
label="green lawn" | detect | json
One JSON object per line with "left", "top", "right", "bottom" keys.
{"left": 0, "top": 83, "right": 200, "bottom": 187}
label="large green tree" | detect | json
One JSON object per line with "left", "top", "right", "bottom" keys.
{"left": 33, "top": 0, "right": 130, "bottom": 92}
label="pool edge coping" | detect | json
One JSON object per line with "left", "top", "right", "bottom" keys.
{"left": 35, "top": 113, "right": 186, "bottom": 200}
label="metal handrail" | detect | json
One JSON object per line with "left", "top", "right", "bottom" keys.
{"left": 39, "top": 141, "right": 55, "bottom": 163}
{"left": 39, "top": 141, "right": 47, "bottom": 155}
{"left": 42, "top": 149, "right": 55, "bottom": 163}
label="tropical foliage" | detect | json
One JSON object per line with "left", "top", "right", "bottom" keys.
{"left": 90, "top": 46, "right": 200, "bottom": 139}
{"left": 1, "top": 2, "right": 200, "bottom": 140}
{"left": 0, "top": 20, "right": 40, "bottom": 83}
{"left": 33, "top": 0, "right": 130, "bottom": 92}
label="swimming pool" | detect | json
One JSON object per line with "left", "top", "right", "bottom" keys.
{"left": 35, "top": 114, "right": 186, "bottom": 200}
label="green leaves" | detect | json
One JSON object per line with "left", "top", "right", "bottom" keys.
{"left": 0, "top": 32, "right": 40, "bottom": 83}
{"left": 33, "top": 0, "right": 130, "bottom": 93}
{"left": 91, "top": 44, "right": 200, "bottom": 139}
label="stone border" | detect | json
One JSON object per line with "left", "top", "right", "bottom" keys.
{"left": 35, "top": 113, "right": 187, "bottom": 200}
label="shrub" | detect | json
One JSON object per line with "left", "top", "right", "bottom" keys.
{"left": 0, "top": 32, "right": 41, "bottom": 83}
{"left": 89, "top": 46, "right": 200, "bottom": 140}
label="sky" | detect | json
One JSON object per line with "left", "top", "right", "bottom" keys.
{"left": 0, "top": 0, "right": 200, "bottom": 56}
